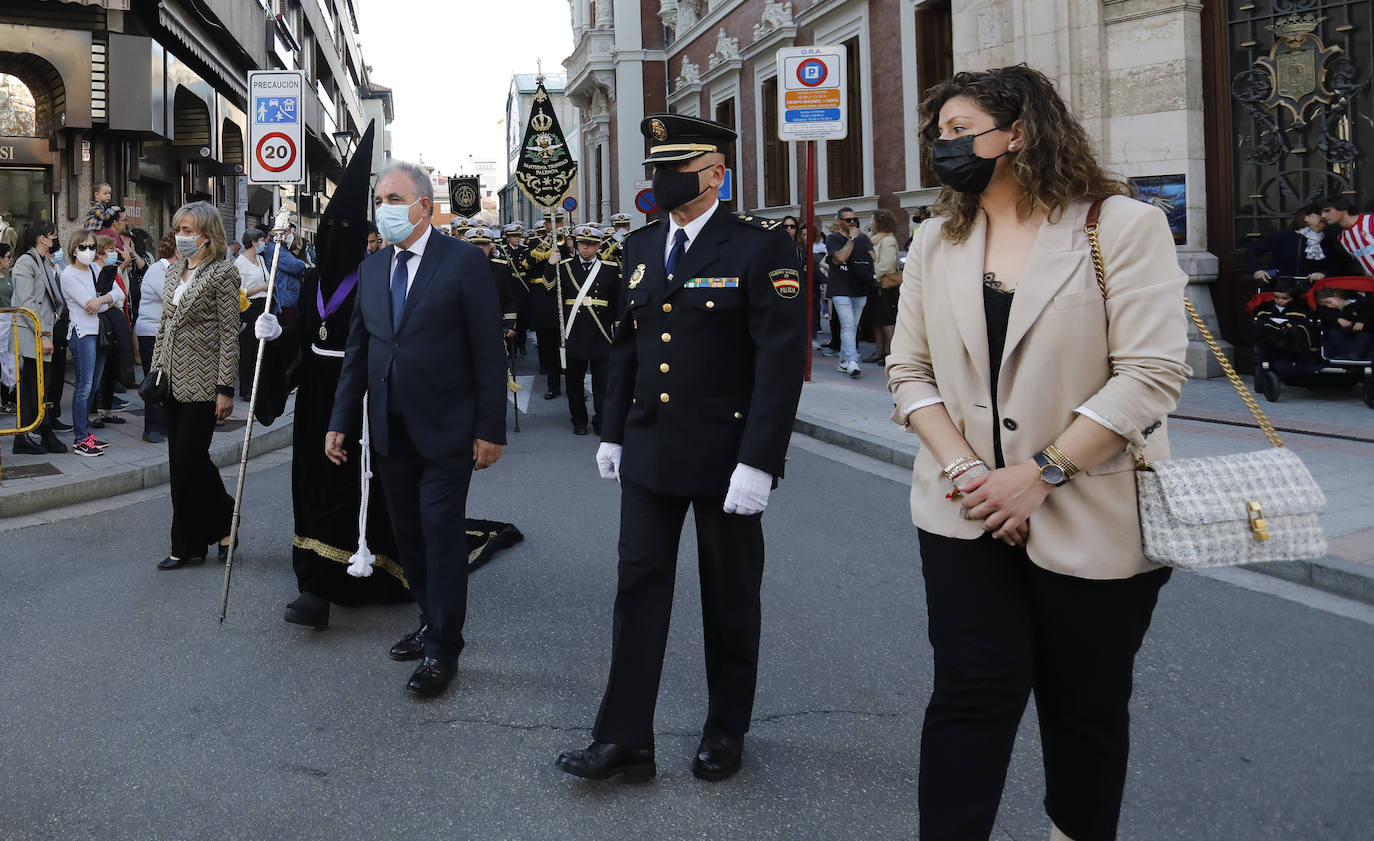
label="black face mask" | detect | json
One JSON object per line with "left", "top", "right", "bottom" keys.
{"left": 653, "top": 163, "right": 714, "bottom": 213}
{"left": 931, "top": 127, "right": 1007, "bottom": 195}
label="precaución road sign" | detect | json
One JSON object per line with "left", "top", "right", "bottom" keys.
{"left": 248, "top": 70, "right": 305, "bottom": 184}
{"left": 776, "top": 45, "right": 848, "bottom": 142}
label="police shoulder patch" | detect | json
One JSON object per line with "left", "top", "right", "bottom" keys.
{"left": 768, "top": 267, "right": 801, "bottom": 299}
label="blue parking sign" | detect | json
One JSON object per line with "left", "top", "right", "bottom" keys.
{"left": 255, "top": 96, "right": 299, "bottom": 124}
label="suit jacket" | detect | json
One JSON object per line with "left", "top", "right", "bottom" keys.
{"left": 330, "top": 227, "right": 507, "bottom": 459}
{"left": 886, "top": 196, "right": 1190, "bottom": 579}
{"left": 10, "top": 249, "right": 62, "bottom": 361}
{"left": 150, "top": 257, "right": 241, "bottom": 403}
{"left": 602, "top": 207, "right": 807, "bottom": 496}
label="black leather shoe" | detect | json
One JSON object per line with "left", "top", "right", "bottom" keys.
{"left": 556, "top": 742, "right": 656, "bottom": 781}
{"left": 11, "top": 433, "right": 44, "bottom": 455}
{"left": 98, "top": 414, "right": 127, "bottom": 425}
{"left": 89, "top": 417, "right": 105, "bottom": 429}
{"left": 692, "top": 735, "right": 744, "bottom": 782}
{"left": 284, "top": 592, "right": 330, "bottom": 630}
{"left": 157, "top": 555, "right": 206, "bottom": 570}
{"left": 217, "top": 530, "right": 239, "bottom": 563}
{"left": 389, "top": 624, "right": 429, "bottom": 661}
{"left": 41, "top": 430, "right": 68, "bottom": 453}
{"left": 573, "top": 424, "right": 588, "bottom": 435}
{"left": 50, "top": 419, "right": 72, "bottom": 431}
{"left": 406, "top": 657, "right": 457, "bottom": 697}
{"left": 544, "top": 390, "right": 561, "bottom": 400}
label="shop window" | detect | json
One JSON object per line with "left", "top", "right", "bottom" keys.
{"left": 826, "top": 36, "right": 864, "bottom": 199}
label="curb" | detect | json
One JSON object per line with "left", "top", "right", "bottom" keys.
{"left": 0, "top": 418, "right": 295, "bottom": 519}
{"left": 792, "top": 414, "right": 1374, "bottom": 609}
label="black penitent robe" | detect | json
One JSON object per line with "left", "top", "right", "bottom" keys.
{"left": 255, "top": 269, "right": 522, "bottom": 606}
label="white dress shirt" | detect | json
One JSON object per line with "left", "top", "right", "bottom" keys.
{"left": 391, "top": 223, "right": 433, "bottom": 297}
{"left": 234, "top": 252, "right": 267, "bottom": 299}
{"left": 664, "top": 199, "right": 720, "bottom": 267}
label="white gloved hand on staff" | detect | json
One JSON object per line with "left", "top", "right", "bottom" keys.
{"left": 254, "top": 312, "right": 282, "bottom": 341}
{"left": 723, "top": 463, "right": 772, "bottom": 516}
{"left": 596, "top": 442, "right": 622, "bottom": 481}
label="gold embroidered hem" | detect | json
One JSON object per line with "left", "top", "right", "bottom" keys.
{"left": 293, "top": 535, "right": 409, "bottom": 587}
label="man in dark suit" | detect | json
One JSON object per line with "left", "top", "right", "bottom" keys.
{"left": 327, "top": 161, "right": 508, "bottom": 698}
{"left": 556, "top": 114, "right": 807, "bottom": 782}
{"left": 545, "top": 225, "right": 621, "bottom": 435}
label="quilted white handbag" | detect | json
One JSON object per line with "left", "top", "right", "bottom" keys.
{"left": 1085, "top": 201, "right": 1327, "bottom": 570}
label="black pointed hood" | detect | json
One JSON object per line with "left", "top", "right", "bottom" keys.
{"left": 316, "top": 120, "right": 376, "bottom": 289}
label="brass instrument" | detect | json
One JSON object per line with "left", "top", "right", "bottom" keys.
{"left": 0, "top": 307, "right": 47, "bottom": 481}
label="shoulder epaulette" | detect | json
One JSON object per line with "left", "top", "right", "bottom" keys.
{"left": 625, "top": 219, "right": 661, "bottom": 238}
{"left": 491, "top": 257, "right": 509, "bottom": 265}
{"left": 599, "top": 259, "right": 619, "bottom": 267}
{"left": 733, "top": 212, "right": 782, "bottom": 231}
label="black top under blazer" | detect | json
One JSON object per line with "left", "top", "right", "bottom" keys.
{"left": 330, "top": 227, "right": 508, "bottom": 459}
{"left": 602, "top": 208, "right": 807, "bottom": 496}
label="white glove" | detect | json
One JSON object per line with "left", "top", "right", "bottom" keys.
{"left": 596, "top": 441, "right": 623, "bottom": 481}
{"left": 254, "top": 312, "right": 282, "bottom": 341}
{"left": 723, "top": 463, "right": 772, "bottom": 515}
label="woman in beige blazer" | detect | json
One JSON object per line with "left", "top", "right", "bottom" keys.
{"left": 886, "top": 67, "right": 1189, "bottom": 841}
{"left": 150, "top": 201, "right": 241, "bottom": 570}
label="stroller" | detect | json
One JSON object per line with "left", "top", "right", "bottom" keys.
{"left": 1249, "top": 274, "right": 1374, "bottom": 408}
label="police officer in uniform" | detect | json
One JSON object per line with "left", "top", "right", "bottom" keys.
{"left": 556, "top": 113, "right": 806, "bottom": 783}
{"left": 545, "top": 225, "right": 620, "bottom": 435}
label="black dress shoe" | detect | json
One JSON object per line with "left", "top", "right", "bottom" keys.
{"left": 50, "top": 419, "right": 73, "bottom": 431}
{"left": 98, "top": 414, "right": 127, "bottom": 424}
{"left": 544, "top": 390, "right": 561, "bottom": 400}
{"left": 89, "top": 417, "right": 105, "bottom": 429}
{"left": 157, "top": 555, "right": 206, "bottom": 570}
{"left": 11, "top": 433, "right": 44, "bottom": 455}
{"left": 284, "top": 592, "right": 330, "bottom": 630}
{"left": 41, "top": 430, "right": 68, "bottom": 453}
{"left": 217, "top": 530, "right": 239, "bottom": 563}
{"left": 556, "top": 742, "right": 656, "bottom": 781}
{"left": 692, "top": 735, "right": 744, "bottom": 782}
{"left": 389, "top": 624, "right": 429, "bottom": 661}
{"left": 406, "top": 657, "right": 457, "bottom": 697}
{"left": 573, "top": 424, "right": 588, "bottom": 435}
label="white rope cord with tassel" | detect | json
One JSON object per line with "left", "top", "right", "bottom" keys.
{"left": 347, "top": 392, "right": 376, "bottom": 577}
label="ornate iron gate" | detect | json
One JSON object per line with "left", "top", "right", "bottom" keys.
{"left": 1229, "top": 1, "right": 1372, "bottom": 244}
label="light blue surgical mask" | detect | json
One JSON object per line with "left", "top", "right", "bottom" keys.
{"left": 104, "top": 252, "right": 119, "bottom": 267}
{"left": 51, "top": 247, "right": 64, "bottom": 264}
{"left": 376, "top": 198, "right": 422, "bottom": 244}
{"left": 256, "top": 242, "right": 267, "bottom": 255}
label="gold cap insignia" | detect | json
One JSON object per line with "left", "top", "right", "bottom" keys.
{"left": 650, "top": 119, "right": 668, "bottom": 141}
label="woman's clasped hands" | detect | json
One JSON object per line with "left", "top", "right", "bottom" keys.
{"left": 956, "top": 461, "right": 1053, "bottom": 547}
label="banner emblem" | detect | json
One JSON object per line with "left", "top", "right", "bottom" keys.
{"left": 515, "top": 80, "right": 578, "bottom": 208}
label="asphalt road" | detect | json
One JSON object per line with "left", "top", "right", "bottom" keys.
{"left": 1, "top": 415, "right": 1371, "bottom": 841}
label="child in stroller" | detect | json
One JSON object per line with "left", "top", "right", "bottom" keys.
{"left": 1313, "top": 287, "right": 1373, "bottom": 361}
{"left": 1251, "top": 276, "right": 1321, "bottom": 379}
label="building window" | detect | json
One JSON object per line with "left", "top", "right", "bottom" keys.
{"left": 915, "top": 0, "right": 953, "bottom": 187}
{"left": 826, "top": 36, "right": 864, "bottom": 199}
{"left": 714, "top": 97, "right": 736, "bottom": 209}
{"left": 761, "top": 76, "right": 789, "bottom": 207}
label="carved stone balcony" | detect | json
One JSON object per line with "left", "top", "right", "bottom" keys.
{"left": 564, "top": 26, "right": 617, "bottom": 110}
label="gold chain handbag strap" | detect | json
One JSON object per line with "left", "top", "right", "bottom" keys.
{"left": 1084, "top": 199, "right": 1285, "bottom": 450}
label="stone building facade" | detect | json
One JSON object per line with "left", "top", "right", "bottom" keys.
{"left": 564, "top": 0, "right": 1374, "bottom": 369}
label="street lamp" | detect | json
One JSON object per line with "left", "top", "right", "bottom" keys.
{"left": 332, "top": 130, "right": 357, "bottom": 165}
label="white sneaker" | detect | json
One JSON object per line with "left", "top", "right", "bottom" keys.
{"left": 848, "top": 361, "right": 862, "bottom": 378}
{"left": 836, "top": 362, "right": 849, "bottom": 375}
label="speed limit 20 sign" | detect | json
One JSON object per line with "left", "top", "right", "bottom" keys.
{"left": 248, "top": 70, "right": 305, "bottom": 184}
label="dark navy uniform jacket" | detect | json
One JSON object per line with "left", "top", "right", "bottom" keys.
{"left": 549, "top": 257, "right": 621, "bottom": 361}
{"left": 602, "top": 207, "right": 807, "bottom": 497}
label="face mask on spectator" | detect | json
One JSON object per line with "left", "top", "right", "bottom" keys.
{"left": 175, "top": 235, "right": 202, "bottom": 258}
{"left": 257, "top": 242, "right": 267, "bottom": 255}
{"left": 51, "top": 247, "right": 64, "bottom": 264}
{"left": 75, "top": 245, "right": 97, "bottom": 266}
{"left": 105, "top": 252, "right": 119, "bottom": 267}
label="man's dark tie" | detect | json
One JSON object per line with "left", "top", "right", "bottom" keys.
{"left": 391, "top": 250, "right": 412, "bottom": 333}
{"left": 665, "top": 228, "right": 688, "bottom": 279}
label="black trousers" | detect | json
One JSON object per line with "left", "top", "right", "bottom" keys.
{"left": 535, "top": 328, "right": 563, "bottom": 394}
{"left": 137, "top": 335, "right": 163, "bottom": 435}
{"left": 374, "top": 412, "right": 474, "bottom": 662}
{"left": 916, "top": 530, "right": 1170, "bottom": 841}
{"left": 17, "top": 355, "right": 49, "bottom": 436}
{"left": 593, "top": 477, "right": 766, "bottom": 747}
{"left": 239, "top": 298, "right": 266, "bottom": 399}
{"left": 165, "top": 398, "right": 234, "bottom": 559}
{"left": 46, "top": 329, "right": 67, "bottom": 419}
{"left": 565, "top": 355, "right": 607, "bottom": 430}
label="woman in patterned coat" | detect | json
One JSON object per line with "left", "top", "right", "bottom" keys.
{"left": 150, "top": 201, "right": 241, "bottom": 570}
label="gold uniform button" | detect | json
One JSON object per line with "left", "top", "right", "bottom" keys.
{"left": 706, "top": 300, "right": 715, "bottom": 309}
{"left": 660, "top": 363, "right": 670, "bottom": 373}
{"left": 662, "top": 303, "right": 672, "bottom": 313}
{"left": 733, "top": 411, "right": 742, "bottom": 419}
{"left": 659, "top": 392, "right": 670, "bottom": 403}
{"left": 661, "top": 332, "right": 671, "bottom": 342}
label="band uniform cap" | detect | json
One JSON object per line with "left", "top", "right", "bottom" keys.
{"left": 611, "top": 212, "right": 631, "bottom": 225}
{"left": 464, "top": 227, "right": 492, "bottom": 244}
{"left": 502, "top": 222, "right": 525, "bottom": 236}
{"left": 641, "top": 113, "right": 737, "bottom": 164}
{"left": 573, "top": 225, "right": 602, "bottom": 244}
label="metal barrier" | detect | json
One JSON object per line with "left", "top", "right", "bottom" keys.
{"left": 1, "top": 306, "right": 46, "bottom": 438}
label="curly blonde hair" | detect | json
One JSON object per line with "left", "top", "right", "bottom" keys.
{"left": 919, "top": 65, "right": 1129, "bottom": 244}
